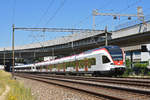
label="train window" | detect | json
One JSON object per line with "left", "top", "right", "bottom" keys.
{"left": 102, "top": 56, "right": 110, "bottom": 64}
{"left": 106, "top": 47, "right": 123, "bottom": 61}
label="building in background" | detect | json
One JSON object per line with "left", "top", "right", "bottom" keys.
{"left": 126, "top": 44, "right": 150, "bottom": 62}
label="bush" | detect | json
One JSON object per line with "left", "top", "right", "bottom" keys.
{"left": 122, "top": 68, "right": 132, "bottom": 77}
{"left": 122, "top": 59, "right": 132, "bottom": 77}
{"left": 122, "top": 59, "right": 150, "bottom": 76}
{"left": 147, "top": 71, "right": 150, "bottom": 76}
{"left": 133, "top": 62, "right": 149, "bottom": 75}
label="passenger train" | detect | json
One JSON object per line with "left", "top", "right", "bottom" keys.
{"left": 14, "top": 46, "right": 126, "bottom": 76}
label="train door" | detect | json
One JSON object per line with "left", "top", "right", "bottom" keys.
{"left": 90, "top": 54, "right": 101, "bottom": 71}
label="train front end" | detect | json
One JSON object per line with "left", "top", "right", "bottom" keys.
{"left": 105, "top": 46, "right": 126, "bottom": 76}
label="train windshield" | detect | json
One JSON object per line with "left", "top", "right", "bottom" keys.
{"left": 106, "top": 47, "right": 123, "bottom": 61}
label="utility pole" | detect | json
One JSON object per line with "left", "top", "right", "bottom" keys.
{"left": 34, "top": 51, "right": 36, "bottom": 58}
{"left": 92, "top": 10, "right": 96, "bottom": 30}
{"left": 71, "top": 41, "right": 75, "bottom": 54}
{"left": 3, "top": 48, "right": 5, "bottom": 68}
{"left": 52, "top": 48, "right": 55, "bottom": 60}
{"left": 105, "top": 26, "right": 108, "bottom": 46}
{"left": 12, "top": 24, "right": 15, "bottom": 78}
{"left": 137, "top": 7, "right": 145, "bottom": 23}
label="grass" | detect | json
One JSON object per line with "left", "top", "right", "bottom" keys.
{"left": 0, "top": 70, "right": 8, "bottom": 96}
{"left": 0, "top": 70, "right": 35, "bottom": 100}
{"left": 0, "top": 82, "right": 5, "bottom": 96}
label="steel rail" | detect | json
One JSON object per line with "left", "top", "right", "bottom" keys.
{"left": 34, "top": 73, "right": 150, "bottom": 87}
{"left": 15, "top": 73, "right": 150, "bottom": 96}
{"left": 15, "top": 73, "right": 123, "bottom": 100}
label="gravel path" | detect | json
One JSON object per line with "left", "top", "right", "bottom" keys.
{"left": 0, "top": 85, "right": 10, "bottom": 100}
{"left": 16, "top": 76, "right": 105, "bottom": 100}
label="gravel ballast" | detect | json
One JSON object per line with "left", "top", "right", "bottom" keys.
{"left": 16, "top": 76, "right": 104, "bottom": 100}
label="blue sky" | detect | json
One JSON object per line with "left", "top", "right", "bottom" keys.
{"left": 0, "top": 0, "right": 150, "bottom": 48}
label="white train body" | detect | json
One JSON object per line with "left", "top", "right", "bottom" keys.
{"left": 14, "top": 46, "right": 126, "bottom": 76}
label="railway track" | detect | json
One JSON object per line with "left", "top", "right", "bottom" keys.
{"left": 15, "top": 73, "right": 122, "bottom": 100}
{"left": 29, "top": 73, "right": 150, "bottom": 89}
{"left": 50, "top": 74, "right": 150, "bottom": 89}
{"left": 15, "top": 73, "right": 150, "bottom": 100}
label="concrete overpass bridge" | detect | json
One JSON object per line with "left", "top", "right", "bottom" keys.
{"left": 0, "top": 21, "right": 150, "bottom": 66}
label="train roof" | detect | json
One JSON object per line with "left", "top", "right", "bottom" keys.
{"left": 83, "top": 45, "right": 120, "bottom": 54}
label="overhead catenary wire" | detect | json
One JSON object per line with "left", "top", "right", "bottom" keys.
{"left": 45, "top": 0, "right": 66, "bottom": 26}
{"left": 35, "top": 0, "right": 55, "bottom": 27}
{"left": 112, "top": 0, "right": 144, "bottom": 30}
{"left": 33, "top": 0, "right": 67, "bottom": 45}
{"left": 94, "top": 0, "right": 142, "bottom": 29}
{"left": 116, "top": 0, "right": 142, "bottom": 14}
{"left": 72, "top": 0, "right": 112, "bottom": 29}
{"left": 29, "top": 0, "right": 55, "bottom": 45}
{"left": 30, "top": 0, "right": 55, "bottom": 45}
